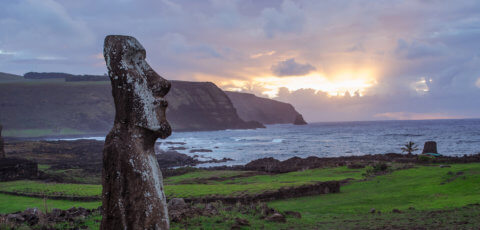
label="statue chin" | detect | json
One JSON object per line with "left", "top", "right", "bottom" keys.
{"left": 139, "top": 120, "right": 171, "bottom": 139}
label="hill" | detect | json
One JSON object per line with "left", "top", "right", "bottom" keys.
{"left": 0, "top": 79, "right": 264, "bottom": 137}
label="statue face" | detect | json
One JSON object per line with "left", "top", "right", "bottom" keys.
{"left": 104, "top": 35, "right": 171, "bottom": 138}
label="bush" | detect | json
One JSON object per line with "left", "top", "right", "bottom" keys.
{"left": 363, "top": 163, "right": 389, "bottom": 177}
{"left": 418, "top": 155, "right": 434, "bottom": 163}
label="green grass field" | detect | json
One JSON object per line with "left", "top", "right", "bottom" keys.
{"left": 0, "top": 193, "right": 100, "bottom": 214}
{"left": 174, "top": 163, "right": 480, "bottom": 229}
{"left": 0, "top": 167, "right": 365, "bottom": 205}
{"left": 2, "top": 163, "right": 480, "bottom": 229}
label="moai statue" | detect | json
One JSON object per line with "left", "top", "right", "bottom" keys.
{"left": 101, "top": 35, "right": 172, "bottom": 230}
{"left": 422, "top": 141, "right": 438, "bottom": 154}
{"left": 0, "top": 125, "right": 5, "bottom": 158}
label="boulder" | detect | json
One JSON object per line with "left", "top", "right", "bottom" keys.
{"left": 422, "top": 141, "right": 438, "bottom": 154}
{"left": 168, "top": 198, "right": 187, "bottom": 210}
{"left": 265, "top": 213, "right": 286, "bottom": 223}
{"left": 234, "top": 217, "right": 250, "bottom": 226}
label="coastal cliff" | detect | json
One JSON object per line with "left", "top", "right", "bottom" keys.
{"left": 166, "top": 81, "right": 263, "bottom": 131}
{"left": 226, "top": 91, "right": 307, "bottom": 125}
{"left": 0, "top": 74, "right": 263, "bottom": 137}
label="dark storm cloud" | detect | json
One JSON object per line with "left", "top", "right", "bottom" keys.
{"left": 271, "top": 58, "right": 316, "bottom": 76}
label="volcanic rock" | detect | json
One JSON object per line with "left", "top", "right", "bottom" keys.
{"left": 101, "top": 35, "right": 171, "bottom": 230}
{"left": 0, "top": 158, "right": 38, "bottom": 181}
{"left": 265, "top": 213, "right": 286, "bottom": 223}
{"left": 234, "top": 217, "right": 250, "bottom": 226}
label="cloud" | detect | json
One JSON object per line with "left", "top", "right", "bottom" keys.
{"left": 261, "top": 0, "right": 305, "bottom": 38}
{"left": 395, "top": 39, "right": 444, "bottom": 59}
{"left": 476, "top": 78, "right": 480, "bottom": 88}
{"left": 250, "top": 51, "right": 276, "bottom": 59}
{"left": 271, "top": 58, "right": 316, "bottom": 76}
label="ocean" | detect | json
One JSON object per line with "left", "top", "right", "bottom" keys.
{"left": 61, "top": 119, "right": 480, "bottom": 167}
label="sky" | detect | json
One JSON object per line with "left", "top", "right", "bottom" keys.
{"left": 1, "top": 0, "right": 480, "bottom": 122}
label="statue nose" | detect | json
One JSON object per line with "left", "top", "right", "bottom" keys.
{"left": 150, "top": 78, "right": 170, "bottom": 97}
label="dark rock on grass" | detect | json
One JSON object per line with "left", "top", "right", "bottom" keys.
{"left": 168, "top": 198, "right": 187, "bottom": 209}
{"left": 260, "top": 203, "right": 276, "bottom": 217}
{"left": 284, "top": 211, "right": 302, "bottom": 219}
{"left": 167, "top": 198, "right": 221, "bottom": 223}
{"left": 6, "top": 214, "right": 25, "bottom": 223}
{"left": 370, "top": 208, "right": 376, "bottom": 214}
{"left": 0, "top": 157, "right": 38, "bottom": 182}
{"left": 265, "top": 213, "right": 286, "bottom": 223}
{"left": 1, "top": 206, "right": 99, "bottom": 227}
{"left": 392, "top": 209, "right": 402, "bottom": 213}
{"left": 234, "top": 217, "right": 250, "bottom": 226}
{"left": 168, "top": 198, "right": 188, "bottom": 222}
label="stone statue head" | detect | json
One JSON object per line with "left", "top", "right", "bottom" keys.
{"left": 104, "top": 35, "right": 171, "bottom": 139}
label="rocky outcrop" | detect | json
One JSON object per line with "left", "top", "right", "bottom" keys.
{"left": 0, "top": 125, "right": 5, "bottom": 158}
{"left": 1, "top": 207, "right": 100, "bottom": 227}
{"left": 0, "top": 158, "right": 38, "bottom": 181}
{"left": 293, "top": 114, "right": 307, "bottom": 125}
{"left": 226, "top": 91, "right": 306, "bottom": 125}
{"left": 101, "top": 35, "right": 171, "bottom": 229}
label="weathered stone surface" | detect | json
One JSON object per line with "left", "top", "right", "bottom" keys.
{"left": 422, "top": 141, "right": 438, "bottom": 154}
{"left": 0, "top": 125, "right": 4, "bottom": 158}
{"left": 101, "top": 35, "right": 171, "bottom": 230}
